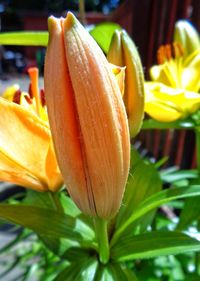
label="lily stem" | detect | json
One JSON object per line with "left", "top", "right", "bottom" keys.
{"left": 94, "top": 217, "right": 110, "bottom": 264}
{"left": 49, "top": 192, "right": 63, "bottom": 213}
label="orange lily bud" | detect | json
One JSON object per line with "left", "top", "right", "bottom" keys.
{"left": 107, "top": 30, "right": 145, "bottom": 138}
{"left": 44, "top": 13, "right": 130, "bottom": 219}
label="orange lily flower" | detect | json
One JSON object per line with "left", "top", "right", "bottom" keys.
{"left": 0, "top": 68, "right": 63, "bottom": 192}
{"left": 44, "top": 13, "right": 130, "bottom": 218}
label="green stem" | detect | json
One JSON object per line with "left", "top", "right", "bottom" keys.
{"left": 94, "top": 217, "right": 110, "bottom": 264}
{"left": 48, "top": 192, "right": 63, "bottom": 213}
{"left": 79, "top": 0, "right": 86, "bottom": 26}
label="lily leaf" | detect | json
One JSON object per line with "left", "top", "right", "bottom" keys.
{"left": 177, "top": 196, "right": 200, "bottom": 230}
{"left": 116, "top": 148, "right": 162, "bottom": 232}
{"left": 142, "top": 118, "right": 195, "bottom": 130}
{"left": 0, "top": 32, "right": 48, "bottom": 46}
{"left": 93, "top": 262, "right": 138, "bottom": 281}
{"left": 54, "top": 258, "right": 97, "bottom": 281}
{"left": 90, "top": 22, "right": 121, "bottom": 53}
{"left": 111, "top": 231, "right": 200, "bottom": 261}
{"left": 0, "top": 204, "right": 94, "bottom": 246}
{"left": 160, "top": 169, "right": 198, "bottom": 184}
{"left": 111, "top": 185, "right": 200, "bottom": 246}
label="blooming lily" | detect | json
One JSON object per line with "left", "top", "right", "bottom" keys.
{"left": 107, "top": 30, "right": 145, "bottom": 137}
{"left": 150, "top": 43, "right": 200, "bottom": 93}
{"left": 44, "top": 13, "right": 130, "bottom": 219}
{"left": 0, "top": 68, "right": 63, "bottom": 191}
{"left": 145, "top": 82, "right": 200, "bottom": 122}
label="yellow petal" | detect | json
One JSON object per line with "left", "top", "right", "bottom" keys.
{"left": 145, "top": 82, "right": 200, "bottom": 121}
{"left": 0, "top": 97, "right": 60, "bottom": 191}
{"left": 110, "top": 63, "right": 125, "bottom": 97}
{"left": 0, "top": 150, "right": 47, "bottom": 191}
{"left": 45, "top": 142, "right": 63, "bottom": 192}
{"left": 2, "top": 84, "right": 20, "bottom": 101}
{"left": 145, "top": 100, "right": 182, "bottom": 122}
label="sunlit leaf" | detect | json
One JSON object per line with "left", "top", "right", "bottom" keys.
{"left": 142, "top": 118, "right": 195, "bottom": 129}
{"left": 0, "top": 204, "right": 95, "bottom": 246}
{"left": 116, "top": 148, "right": 162, "bottom": 232}
{"left": 177, "top": 196, "right": 200, "bottom": 230}
{"left": 0, "top": 32, "right": 48, "bottom": 46}
{"left": 160, "top": 169, "right": 198, "bottom": 183}
{"left": 90, "top": 23, "right": 121, "bottom": 53}
{"left": 111, "top": 231, "right": 200, "bottom": 261}
{"left": 54, "top": 258, "right": 97, "bottom": 281}
{"left": 111, "top": 185, "right": 200, "bottom": 246}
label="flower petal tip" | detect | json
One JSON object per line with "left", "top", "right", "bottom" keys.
{"left": 65, "top": 12, "right": 77, "bottom": 31}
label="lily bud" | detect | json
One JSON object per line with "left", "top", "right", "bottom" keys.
{"left": 107, "top": 30, "right": 144, "bottom": 137}
{"left": 174, "top": 20, "right": 200, "bottom": 56}
{"left": 44, "top": 13, "right": 130, "bottom": 219}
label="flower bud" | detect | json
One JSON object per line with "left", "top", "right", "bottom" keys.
{"left": 107, "top": 30, "right": 144, "bottom": 137}
{"left": 174, "top": 20, "right": 200, "bottom": 56}
{"left": 44, "top": 13, "right": 130, "bottom": 219}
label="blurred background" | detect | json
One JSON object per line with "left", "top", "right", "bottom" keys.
{"left": 0, "top": 0, "right": 199, "bottom": 78}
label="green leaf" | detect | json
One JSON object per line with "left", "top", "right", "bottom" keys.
{"left": 93, "top": 263, "right": 137, "bottom": 281}
{"left": 40, "top": 235, "right": 75, "bottom": 257}
{"left": 60, "top": 192, "right": 81, "bottom": 217}
{"left": 111, "top": 185, "right": 200, "bottom": 246}
{"left": 111, "top": 231, "right": 200, "bottom": 261}
{"left": 142, "top": 118, "right": 195, "bottom": 130}
{"left": 0, "top": 204, "right": 95, "bottom": 246}
{"left": 177, "top": 196, "right": 200, "bottom": 230}
{"left": 90, "top": 23, "right": 121, "bottom": 53}
{"left": 54, "top": 258, "right": 97, "bottom": 281}
{"left": 23, "top": 189, "right": 57, "bottom": 209}
{"left": 23, "top": 190, "right": 91, "bottom": 256}
{"left": 116, "top": 148, "right": 162, "bottom": 231}
{"left": 0, "top": 32, "right": 48, "bottom": 46}
{"left": 62, "top": 247, "right": 94, "bottom": 262}
{"left": 123, "top": 269, "right": 139, "bottom": 281}
{"left": 160, "top": 169, "right": 198, "bottom": 184}
{"left": 107, "top": 263, "right": 131, "bottom": 281}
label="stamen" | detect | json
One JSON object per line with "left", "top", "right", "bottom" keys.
{"left": 40, "top": 89, "right": 46, "bottom": 107}
{"left": 157, "top": 45, "right": 165, "bottom": 64}
{"left": 157, "top": 43, "right": 184, "bottom": 64}
{"left": 24, "top": 94, "right": 33, "bottom": 104}
{"left": 28, "top": 83, "right": 33, "bottom": 99}
{"left": 165, "top": 44, "right": 172, "bottom": 60}
{"left": 173, "top": 42, "right": 184, "bottom": 58}
{"left": 28, "top": 67, "right": 41, "bottom": 116}
{"left": 13, "top": 89, "right": 22, "bottom": 104}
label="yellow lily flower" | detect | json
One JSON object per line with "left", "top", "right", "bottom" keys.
{"left": 0, "top": 68, "right": 63, "bottom": 192}
{"left": 2, "top": 68, "right": 48, "bottom": 122}
{"left": 150, "top": 43, "right": 200, "bottom": 93}
{"left": 44, "top": 13, "right": 130, "bottom": 219}
{"left": 145, "top": 82, "right": 200, "bottom": 122}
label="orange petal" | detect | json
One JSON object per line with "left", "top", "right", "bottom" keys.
{"left": 0, "top": 97, "right": 58, "bottom": 191}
